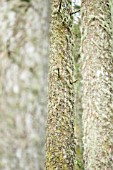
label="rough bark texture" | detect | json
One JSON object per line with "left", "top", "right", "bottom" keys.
{"left": 109, "top": 0, "right": 113, "bottom": 39}
{"left": 0, "top": 0, "right": 49, "bottom": 169}
{"left": 81, "top": 0, "right": 113, "bottom": 169}
{"left": 46, "top": 0, "right": 76, "bottom": 169}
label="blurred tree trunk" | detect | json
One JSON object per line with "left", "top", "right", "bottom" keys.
{"left": 81, "top": 0, "right": 113, "bottom": 169}
{"left": 72, "top": 1, "right": 84, "bottom": 169}
{"left": 46, "top": 0, "right": 76, "bottom": 169}
{"left": 73, "top": 23, "right": 84, "bottom": 170}
{"left": 0, "top": 0, "right": 49, "bottom": 169}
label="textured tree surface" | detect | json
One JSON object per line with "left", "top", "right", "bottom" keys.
{"left": 0, "top": 0, "right": 49, "bottom": 169}
{"left": 81, "top": 0, "right": 113, "bottom": 169}
{"left": 46, "top": 0, "right": 76, "bottom": 169}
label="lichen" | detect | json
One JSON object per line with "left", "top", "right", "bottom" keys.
{"left": 46, "top": 0, "right": 76, "bottom": 169}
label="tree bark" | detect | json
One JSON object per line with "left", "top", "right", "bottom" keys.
{"left": 0, "top": 0, "right": 49, "bottom": 169}
{"left": 81, "top": 0, "right": 113, "bottom": 169}
{"left": 46, "top": 0, "right": 75, "bottom": 169}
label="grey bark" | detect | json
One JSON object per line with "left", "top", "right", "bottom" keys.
{"left": 0, "top": 0, "right": 49, "bottom": 169}
{"left": 81, "top": 0, "right": 113, "bottom": 169}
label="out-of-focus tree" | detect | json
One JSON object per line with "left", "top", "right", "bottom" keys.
{"left": 81, "top": 0, "right": 113, "bottom": 169}
{"left": 73, "top": 23, "right": 84, "bottom": 170}
{"left": 72, "top": 1, "right": 84, "bottom": 169}
{"left": 46, "top": 0, "right": 76, "bottom": 169}
{"left": 0, "top": 0, "right": 49, "bottom": 169}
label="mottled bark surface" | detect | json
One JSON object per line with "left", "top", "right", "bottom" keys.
{"left": 81, "top": 0, "right": 113, "bottom": 169}
{"left": 0, "top": 0, "right": 49, "bottom": 169}
{"left": 46, "top": 0, "right": 75, "bottom": 169}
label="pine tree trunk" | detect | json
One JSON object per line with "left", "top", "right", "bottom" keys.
{"left": 0, "top": 0, "right": 49, "bottom": 169}
{"left": 81, "top": 0, "right": 113, "bottom": 169}
{"left": 46, "top": 0, "right": 75, "bottom": 169}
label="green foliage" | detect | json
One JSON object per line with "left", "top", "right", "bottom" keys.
{"left": 72, "top": 24, "right": 81, "bottom": 63}
{"left": 73, "top": 24, "right": 81, "bottom": 38}
{"left": 75, "top": 159, "right": 84, "bottom": 170}
{"left": 21, "top": 0, "right": 31, "bottom": 2}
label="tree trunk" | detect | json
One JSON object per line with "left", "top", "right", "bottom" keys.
{"left": 73, "top": 23, "right": 84, "bottom": 170}
{"left": 46, "top": 0, "right": 75, "bottom": 169}
{"left": 81, "top": 0, "right": 113, "bottom": 169}
{"left": 0, "top": 0, "right": 49, "bottom": 169}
